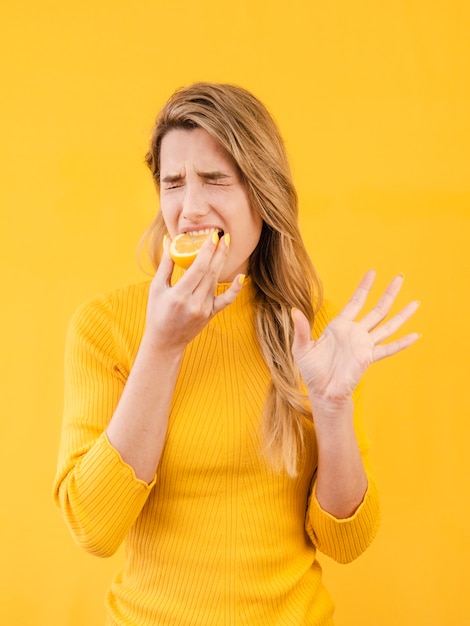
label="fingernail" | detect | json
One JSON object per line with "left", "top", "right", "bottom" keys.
{"left": 223, "top": 233, "right": 230, "bottom": 247}
{"left": 398, "top": 272, "right": 405, "bottom": 279}
{"left": 163, "top": 234, "right": 168, "bottom": 250}
{"left": 211, "top": 231, "right": 219, "bottom": 245}
{"left": 238, "top": 274, "right": 245, "bottom": 286}
{"left": 291, "top": 307, "right": 297, "bottom": 320}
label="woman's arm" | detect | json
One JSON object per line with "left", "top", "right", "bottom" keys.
{"left": 310, "top": 396, "right": 367, "bottom": 518}
{"left": 292, "top": 270, "right": 420, "bottom": 519}
{"left": 104, "top": 330, "right": 184, "bottom": 484}
{"left": 54, "top": 234, "right": 243, "bottom": 555}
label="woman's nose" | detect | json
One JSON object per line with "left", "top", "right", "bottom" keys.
{"left": 181, "top": 183, "right": 209, "bottom": 221}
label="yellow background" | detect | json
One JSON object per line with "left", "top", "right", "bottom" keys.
{"left": 1, "top": 1, "right": 469, "bottom": 624}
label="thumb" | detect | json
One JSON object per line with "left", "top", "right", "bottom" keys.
{"left": 291, "top": 308, "right": 313, "bottom": 360}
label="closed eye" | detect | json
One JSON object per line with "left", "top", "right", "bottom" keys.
{"left": 198, "top": 171, "right": 231, "bottom": 186}
{"left": 162, "top": 174, "right": 184, "bottom": 189}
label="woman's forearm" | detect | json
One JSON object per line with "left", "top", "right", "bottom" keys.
{"left": 106, "top": 332, "right": 184, "bottom": 483}
{"left": 312, "top": 397, "right": 368, "bottom": 519}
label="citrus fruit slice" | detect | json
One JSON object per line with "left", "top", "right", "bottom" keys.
{"left": 169, "top": 231, "right": 219, "bottom": 269}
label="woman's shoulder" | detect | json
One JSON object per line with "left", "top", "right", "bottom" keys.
{"left": 107, "top": 280, "right": 152, "bottom": 309}
{"left": 69, "top": 280, "right": 151, "bottom": 332}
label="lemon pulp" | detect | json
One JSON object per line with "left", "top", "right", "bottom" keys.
{"left": 169, "top": 232, "right": 213, "bottom": 269}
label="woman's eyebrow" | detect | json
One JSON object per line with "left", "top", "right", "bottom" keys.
{"left": 161, "top": 173, "right": 184, "bottom": 184}
{"left": 161, "top": 171, "right": 231, "bottom": 183}
{"left": 196, "top": 170, "right": 231, "bottom": 181}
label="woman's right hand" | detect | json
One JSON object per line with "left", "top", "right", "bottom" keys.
{"left": 144, "top": 233, "right": 244, "bottom": 351}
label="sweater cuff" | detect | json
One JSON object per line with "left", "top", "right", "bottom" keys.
{"left": 308, "top": 477, "right": 381, "bottom": 564}
{"left": 58, "top": 433, "right": 157, "bottom": 557}
{"left": 102, "top": 433, "right": 158, "bottom": 489}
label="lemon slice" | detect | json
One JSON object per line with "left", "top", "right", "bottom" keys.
{"left": 169, "top": 232, "right": 214, "bottom": 269}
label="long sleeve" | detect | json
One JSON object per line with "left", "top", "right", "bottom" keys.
{"left": 306, "top": 472, "right": 381, "bottom": 564}
{"left": 53, "top": 286, "right": 155, "bottom": 557}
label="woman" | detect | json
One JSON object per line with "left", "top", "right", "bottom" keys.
{"left": 53, "top": 82, "right": 419, "bottom": 625}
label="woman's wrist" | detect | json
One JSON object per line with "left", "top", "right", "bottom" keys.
{"left": 140, "top": 328, "right": 186, "bottom": 362}
{"left": 310, "top": 393, "right": 354, "bottom": 423}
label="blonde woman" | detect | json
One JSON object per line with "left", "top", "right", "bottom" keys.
{"left": 54, "top": 82, "right": 419, "bottom": 625}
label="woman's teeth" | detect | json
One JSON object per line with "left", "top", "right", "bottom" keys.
{"left": 186, "top": 228, "right": 224, "bottom": 238}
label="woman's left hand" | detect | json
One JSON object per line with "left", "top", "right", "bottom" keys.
{"left": 291, "top": 270, "right": 420, "bottom": 414}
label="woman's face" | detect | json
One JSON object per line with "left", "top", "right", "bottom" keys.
{"left": 159, "top": 127, "right": 263, "bottom": 282}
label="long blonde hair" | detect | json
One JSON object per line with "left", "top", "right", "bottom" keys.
{"left": 144, "top": 82, "right": 322, "bottom": 476}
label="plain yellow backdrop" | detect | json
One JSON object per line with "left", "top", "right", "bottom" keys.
{"left": 1, "top": 1, "right": 468, "bottom": 624}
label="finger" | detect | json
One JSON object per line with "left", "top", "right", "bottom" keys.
{"left": 360, "top": 273, "right": 405, "bottom": 331}
{"left": 373, "top": 332, "right": 421, "bottom": 362}
{"left": 198, "top": 233, "right": 231, "bottom": 289}
{"left": 182, "top": 233, "right": 229, "bottom": 295}
{"left": 212, "top": 274, "right": 245, "bottom": 314}
{"left": 177, "top": 231, "right": 222, "bottom": 289}
{"left": 291, "top": 308, "right": 312, "bottom": 360}
{"left": 370, "top": 300, "right": 420, "bottom": 344}
{"left": 152, "top": 237, "right": 175, "bottom": 290}
{"left": 340, "top": 270, "right": 376, "bottom": 320}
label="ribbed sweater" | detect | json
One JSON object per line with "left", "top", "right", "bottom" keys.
{"left": 53, "top": 276, "right": 380, "bottom": 626}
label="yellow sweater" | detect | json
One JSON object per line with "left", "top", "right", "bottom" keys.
{"left": 53, "top": 277, "right": 380, "bottom": 626}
